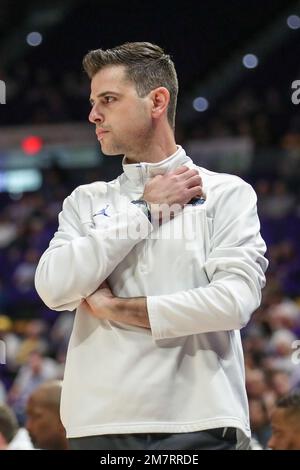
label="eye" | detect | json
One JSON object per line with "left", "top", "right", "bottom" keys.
{"left": 104, "top": 96, "right": 115, "bottom": 103}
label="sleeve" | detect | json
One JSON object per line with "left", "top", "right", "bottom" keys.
{"left": 147, "top": 180, "right": 268, "bottom": 340}
{"left": 35, "top": 190, "right": 153, "bottom": 311}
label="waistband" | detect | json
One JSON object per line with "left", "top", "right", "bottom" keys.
{"left": 206, "top": 427, "right": 237, "bottom": 441}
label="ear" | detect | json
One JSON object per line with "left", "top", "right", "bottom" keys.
{"left": 149, "top": 87, "right": 170, "bottom": 120}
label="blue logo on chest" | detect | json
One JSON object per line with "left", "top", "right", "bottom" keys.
{"left": 188, "top": 197, "right": 206, "bottom": 206}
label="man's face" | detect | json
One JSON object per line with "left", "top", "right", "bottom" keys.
{"left": 26, "top": 397, "right": 65, "bottom": 450}
{"left": 89, "top": 65, "right": 153, "bottom": 157}
{"left": 268, "top": 407, "right": 300, "bottom": 450}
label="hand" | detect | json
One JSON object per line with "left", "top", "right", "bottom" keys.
{"left": 142, "top": 166, "right": 204, "bottom": 222}
{"left": 83, "top": 280, "right": 115, "bottom": 321}
{"left": 83, "top": 282, "right": 149, "bottom": 329}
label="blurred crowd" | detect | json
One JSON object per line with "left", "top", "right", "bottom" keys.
{"left": 2, "top": 57, "right": 299, "bottom": 163}
{"left": 1, "top": 56, "right": 300, "bottom": 152}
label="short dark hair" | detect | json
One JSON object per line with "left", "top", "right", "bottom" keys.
{"left": 83, "top": 41, "right": 178, "bottom": 130}
{"left": 277, "top": 390, "right": 300, "bottom": 416}
{"left": 0, "top": 405, "right": 18, "bottom": 444}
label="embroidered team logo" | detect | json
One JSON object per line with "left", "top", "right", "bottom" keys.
{"left": 188, "top": 196, "right": 206, "bottom": 206}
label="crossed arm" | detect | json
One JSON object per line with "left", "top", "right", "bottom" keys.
{"left": 83, "top": 181, "right": 268, "bottom": 337}
{"left": 83, "top": 184, "right": 268, "bottom": 335}
{"left": 83, "top": 281, "right": 150, "bottom": 328}
{"left": 35, "top": 166, "right": 201, "bottom": 313}
{"left": 35, "top": 167, "right": 268, "bottom": 338}
{"left": 81, "top": 166, "right": 204, "bottom": 328}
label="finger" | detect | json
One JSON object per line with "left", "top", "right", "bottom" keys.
{"left": 178, "top": 169, "right": 199, "bottom": 181}
{"left": 185, "top": 175, "right": 203, "bottom": 189}
{"left": 186, "top": 186, "right": 206, "bottom": 200}
{"left": 173, "top": 165, "right": 190, "bottom": 175}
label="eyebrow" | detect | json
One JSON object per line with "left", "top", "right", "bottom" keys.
{"left": 89, "top": 91, "right": 121, "bottom": 104}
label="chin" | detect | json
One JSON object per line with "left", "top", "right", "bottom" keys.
{"left": 100, "top": 145, "right": 124, "bottom": 156}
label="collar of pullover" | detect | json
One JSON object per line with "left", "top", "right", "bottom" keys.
{"left": 122, "top": 145, "right": 193, "bottom": 185}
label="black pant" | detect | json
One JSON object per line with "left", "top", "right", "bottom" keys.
{"left": 69, "top": 428, "right": 237, "bottom": 450}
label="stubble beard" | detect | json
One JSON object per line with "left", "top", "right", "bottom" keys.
{"left": 101, "top": 126, "right": 153, "bottom": 159}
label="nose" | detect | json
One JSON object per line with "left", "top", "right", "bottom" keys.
{"left": 88, "top": 104, "right": 104, "bottom": 124}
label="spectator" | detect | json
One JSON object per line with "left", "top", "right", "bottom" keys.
{"left": 26, "top": 380, "right": 68, "bottom": 450}
{"left": 8, "top": 350, "right": 60, "bottom": 425}
{"left": 268, "top": 391, "right": 300, "bottom": 450}
{"left": 0, "top": 404, "right": 33, "bottom": 450}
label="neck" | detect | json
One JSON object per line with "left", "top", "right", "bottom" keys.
{"left": 125, "top": 123, "right": 177, "bottom": 164}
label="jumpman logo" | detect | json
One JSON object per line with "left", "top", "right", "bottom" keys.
{"left": 93, "top": 204, "right": 110, "bottom": 217}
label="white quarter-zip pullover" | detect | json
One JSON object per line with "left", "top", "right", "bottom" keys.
{"left": 35, "top": 146, "right": 268, "bottom": 448}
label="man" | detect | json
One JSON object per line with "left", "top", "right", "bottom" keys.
{"left": 0, "top": 404, "right": 33, "bottom": 450}
{"left": 26, "top": 380, "right": 68, "bottom": 450}
{"left": 268, "top": 391, "right": 300, "bottom": 450}
{"left": 35, "top": 42, "right": 268, "bottom": 450}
